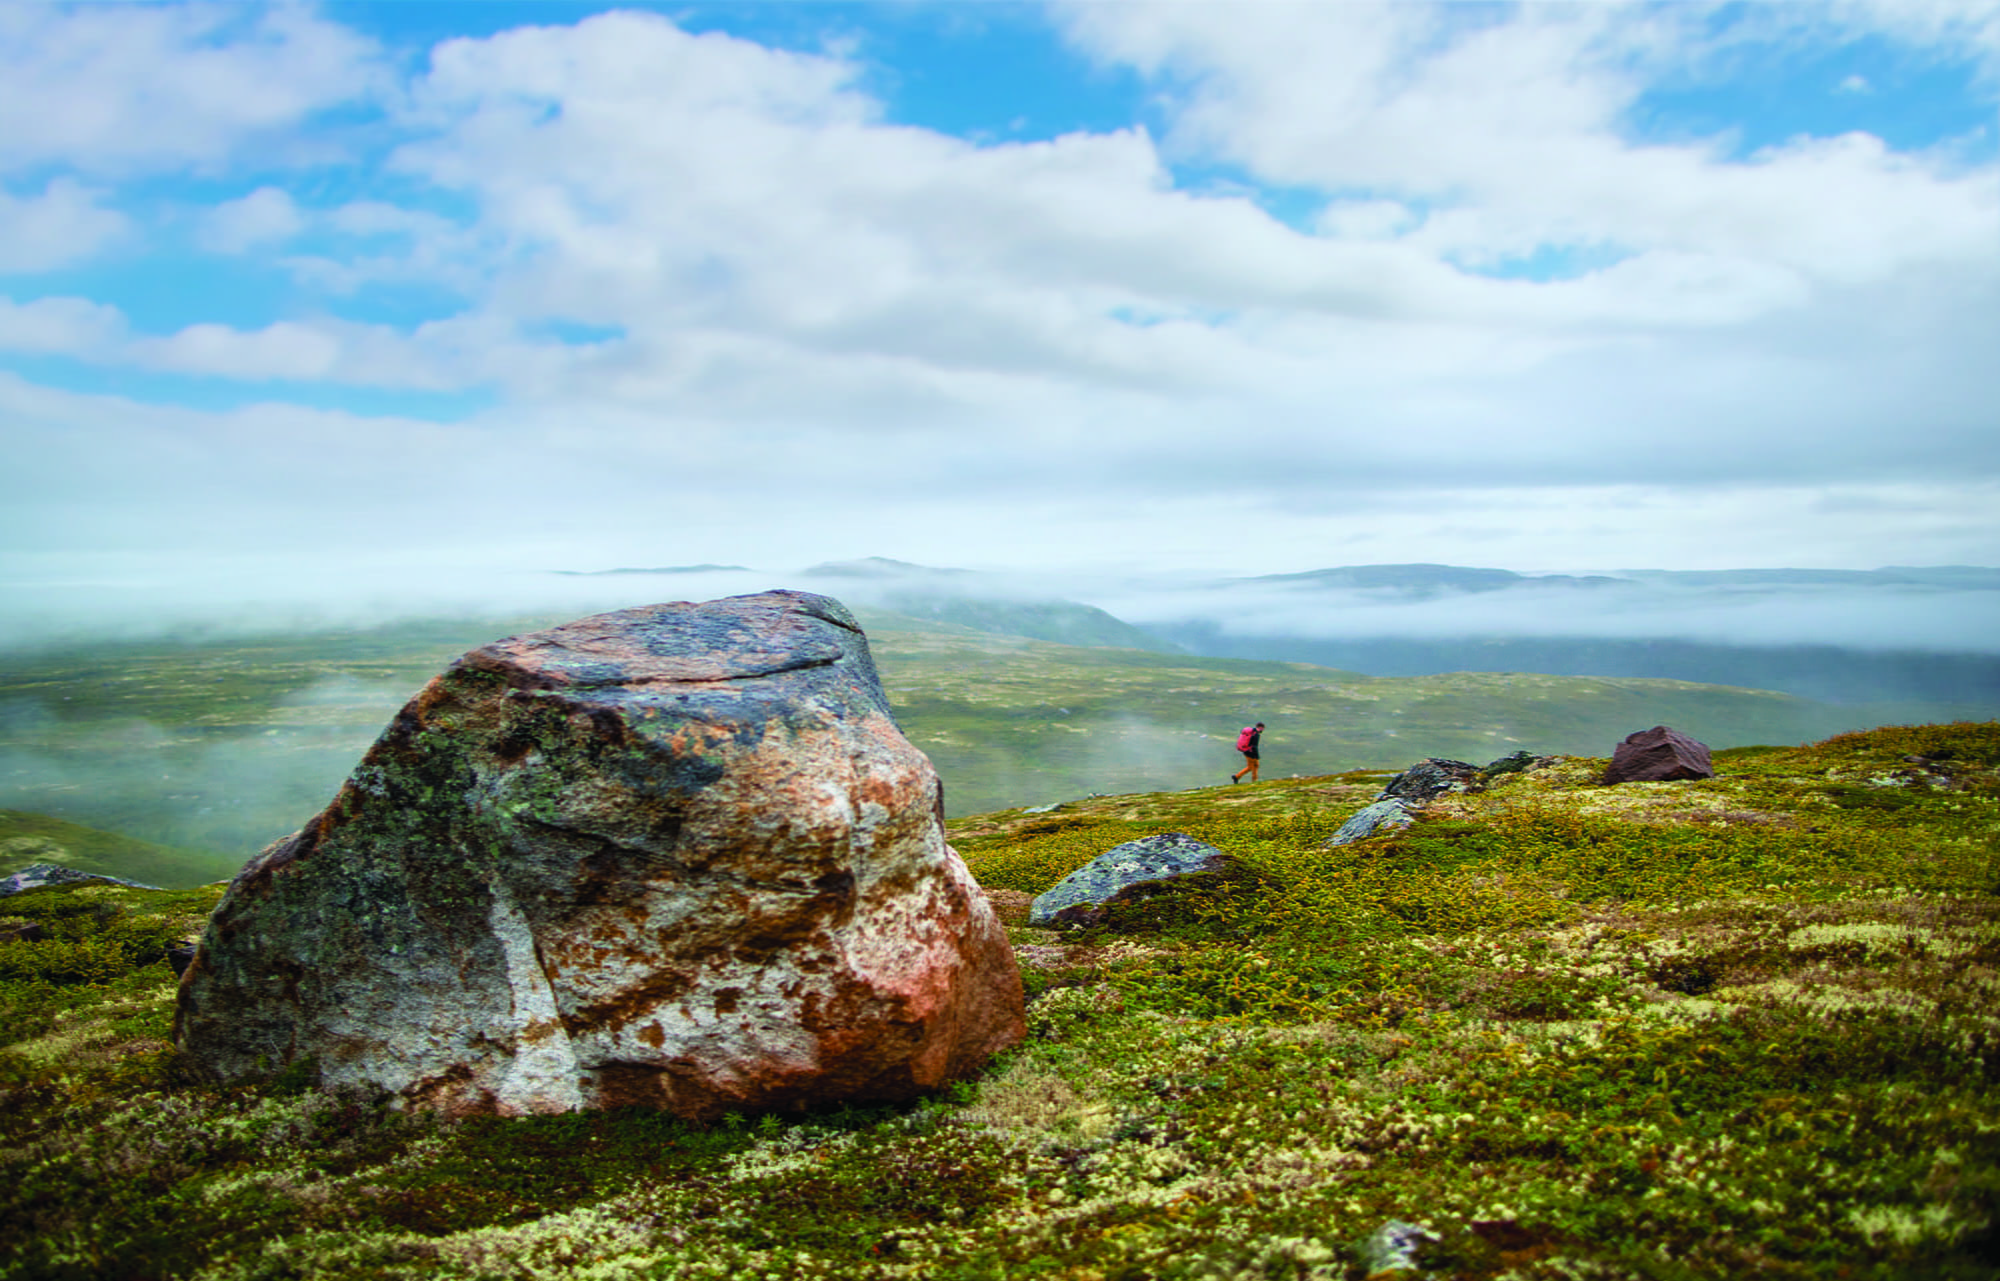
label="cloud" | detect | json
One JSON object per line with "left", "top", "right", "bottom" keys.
{"left": 0, "top": 298, "right": 501, "bottom": 389}
{"left": 1824, "top": 0, "right": 2000, "bottom": 80}
{"left": 0, "top": 3, "right": 1994, "bottom": 591}
{"left": 1054, "top": 2, "right": 1999, "bottom": 294}
{"left": 0, "top": 2, "right": 383, "bottom": 175}
{"left": 0, "top": 179, "right": 128, "bottom": 271}
{"left": 199, "top": 186, "right": 305, "bottom": 254}
{"left": 0, "top": 296, "right": 127, "bottom": 354}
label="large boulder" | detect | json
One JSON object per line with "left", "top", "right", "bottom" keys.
{"left": 1029, "top": 832, "right": 1229, "bottom": 927}
{"left": 175, "top": 591, "right": 1023, "bottom": 1119}
{"left": 1605, "top": 726, "right": 1714, "bottom": 784}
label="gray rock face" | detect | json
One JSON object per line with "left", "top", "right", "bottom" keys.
{"left": 175, "top": 590, "right": 1024, "bottom": 1120}
{"left": 1323, "top": 799, "right": 1416, "bottom": 847}
{"left": 2, "top": 863, "right": 160, "bottom": 896}
{"left": 1379, "top": 758, "right": 1480, "bottom": 803}
{"left": 1479, "top": 750, "right": 1549, "bottom": 780}
{"left": 1605, "top": 726, "right": 1714, "bottom": 784}
{"left": 1029, "top": 832, "right": 1228, "bottom": 927}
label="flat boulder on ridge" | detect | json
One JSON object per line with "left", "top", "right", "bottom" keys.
{"left": 2, "top": 862, "right": 160, "bottom": 896}
{"left": 1379, "top": 758, "right": 1480, "bottom": 803}
{"left": 175, "top": 590, "right": 1024, "bottom": 1119}
{"left": 1030, "top": 832, "right": 1230, "bottom": 927}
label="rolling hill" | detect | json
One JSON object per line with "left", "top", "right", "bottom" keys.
{"left": 0, "top": 603, "right": 1906, "bottom": 885}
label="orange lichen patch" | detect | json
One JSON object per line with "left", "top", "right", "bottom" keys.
{"left": 518, "top": 1018, "right": 567, "bottom": 1045}
{"left": 559, "top": 968, "right": 702, "bottom": 1037}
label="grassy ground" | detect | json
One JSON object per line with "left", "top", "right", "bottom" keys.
{"left": 0, "top": 609, "right": 1894, "bottom": 880}
{"left": 0, "top": 809, "right": 226, "bottom": 890}
{"left": 1, "top": 723, "right": 1994, "bottom": 1279}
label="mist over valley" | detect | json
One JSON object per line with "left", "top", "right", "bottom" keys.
{"left": 4, "top": 557, "right": 1992, "bottom": 886}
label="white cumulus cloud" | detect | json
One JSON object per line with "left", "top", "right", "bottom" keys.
{"left": 0, "top": 2, "right": 383, "bottom": 175}
{"left": 0, "top": 179, "right": 128, "bottom": 271}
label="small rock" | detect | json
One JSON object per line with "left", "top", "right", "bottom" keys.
{"left": 1323, "top": 799, "right": 1416, "bottom": 847}
{"left": 1, "top": 863, "right": 161, "bottom": 897}
{"left": 1359, "top": 1218, "right": 1434, "bottom": 1276}
{"left": 1604, "top": 726, "right": 1714, "bottom": 784}
{"left": 1479, "top": 750, "right": 1549, "bottom": 780}
{"left": 1029, "top": 832, "right": 1229, "bottom": 928}
{"left": 1379, "top": 759, "right": 1479, "bottom": 803}
{"left": 166, "top": 939, "right": 200, "bottom": 977}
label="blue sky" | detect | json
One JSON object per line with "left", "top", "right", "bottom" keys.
{"left": 1, "top": 0, "right": 1996, "bottom": 628}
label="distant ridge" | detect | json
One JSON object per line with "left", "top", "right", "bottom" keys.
{"left": 805, "top": 557, "right": 975, "bottom": 579}
{"left": 797, "top": 559, "right": 1176, "bottom": 653}
{"left": 1237, "top": 563, "right": 2000, "bottom": 592}
{"left": 1619, "top": 566, "right": 2000, "bottom": 589}
{"left": 558, "top": 565, "right": 753, "bottom": 575}
{"left": 1150, "top": 561, "right": 2000, "bottom": 709}
{"left": 1249, "top": 563, "right": 1623, "bottom": 595}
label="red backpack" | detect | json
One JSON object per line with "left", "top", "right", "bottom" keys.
{"left": 1235, "top": 726, "right": 1257, "bottom": 751}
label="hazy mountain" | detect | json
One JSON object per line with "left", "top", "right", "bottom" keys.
{"left": 1621, "top": 566, "right": 2000, "bottom": 589}
{"left": 801, "top": 559, "right": 1181, "bottom": 653}
{"left": 1247, "top": 563, "right": 1626, "bottom": 596}
{"left": 1149, "top": 625, "right": 2000, "bottom": 711}
{"left": 1121, "top": 562, "right": 2000, "bottom": 712}
{"left": 559, "top": 564, "right": 754, "bottom": 575}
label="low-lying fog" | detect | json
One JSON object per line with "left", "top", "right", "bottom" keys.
{"left": 5, "top": 554, "right": 1996, "bottom": 658}
{"left": 4, "top": 554, "right": 1995, "bottom": 877}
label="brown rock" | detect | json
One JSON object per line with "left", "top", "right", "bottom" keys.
{"left": 1604, "top": 725, "right": 1715, "bottom": 784}
{"left": 175, "top": 590, "right": 1023, "bottom": 1118}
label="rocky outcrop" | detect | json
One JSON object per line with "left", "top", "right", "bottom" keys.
{"left": 1, "top": 863, "right": 160, "bottom": 896}
{"left": 1379, "top": 758, "right": 1480, "bottom": 803}
{"left": 175, "top": 591, "right": 1023, "bottom": 1119}
{"left": 1605, "top": 726, "right": 1714, "bottom": 784}
{"left": 1326, "top": 752, "right": 1554, "bottom": 849}
{"left": 1479, "top": 750, "right": 1551, "bottom": 781}
{"left": 1324, "top": 799, "right": 1417, "bottom": 847}
{"left": 1030, "top": 833, "right": 1229, "bottom": 927}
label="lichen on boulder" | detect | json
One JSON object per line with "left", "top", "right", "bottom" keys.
{"left": 1029, "top": 832, "right": 1230, "bottom": 927}
{"left": 174, "top": 590, "right": 1023, "bottom": 1119}
{"left": 1323, "top": 799, "right": 1417, "bottom": 847}
{"left": 1379, "top": 758, "right": 1480, "bottom": 803}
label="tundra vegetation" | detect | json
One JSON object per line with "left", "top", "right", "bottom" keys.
{"left": 2, "top": 722, "right": 1996, "bottom": 1280}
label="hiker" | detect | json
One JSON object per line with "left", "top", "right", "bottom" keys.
{"left": 1231, "top": 722, "right": 1265, "bottom": 784}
